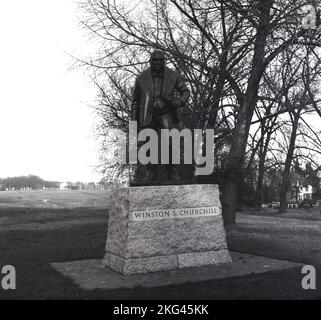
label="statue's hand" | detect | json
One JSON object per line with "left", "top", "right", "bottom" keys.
{"left": 155, "top": 97, "right": 172, "bottom": 111}
{"left": 155, "top": 97, "right": 164, "bottom": 110}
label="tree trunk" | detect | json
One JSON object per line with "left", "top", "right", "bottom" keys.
{"left": 256, "top": 139, "right": 265, "bottom": 211}
{"left": 279, "top": 114, "right": 300, "bottom": 213}
{"left": 256, "top": 120, "right": 274, "bottom": 210}
{"left": 222, "top": 0, "right": 273, "bottom": 225}
{"left": 222, "top": 179, "right": 239, "bottom": 225}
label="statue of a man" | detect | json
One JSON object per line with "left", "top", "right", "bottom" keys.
{"left": 131, "top": 49, "right": 190, "bottom": 182}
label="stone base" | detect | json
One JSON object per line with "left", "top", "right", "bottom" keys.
{"left": 103, "top": 184, "right": 231, "bottom": 274}
{"left": 53, "top": 252, "right": 304, "bottom": 292}
{"left": 103, "top": 250, "right": 231, "bottom": 275}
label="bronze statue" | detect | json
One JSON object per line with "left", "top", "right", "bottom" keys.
{"left": 131, "top": 49, "right": 190, "bottom": 183}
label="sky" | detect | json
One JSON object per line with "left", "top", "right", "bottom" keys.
{"left": 0, "top": 1, "right": 102, "bottom": 183}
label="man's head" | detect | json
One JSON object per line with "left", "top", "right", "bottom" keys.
{"left": 150, "top": 49, "right": 165, "bottom": 73}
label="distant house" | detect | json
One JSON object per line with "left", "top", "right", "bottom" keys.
{"left": 59, "top": 182, "right": 84, "bottom": 190}
{"left": 59, "top": 182, "right": 69, "bottom": 190}
{"left": 297, "top": 185, "right": 313, "bottom": 201}
{"left": 85, "top": 182, "right": 96, "bottom": 190}
{"left": 287, "top": 182, "right": 314, "bottom": 203}
{"left": 96, "top": 182, "right": 106, "bottom": 190}
{"left": 71, "top": 182, "right": 84, "bottom": 190}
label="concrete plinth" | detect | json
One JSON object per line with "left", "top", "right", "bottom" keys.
{"left": 103, "top": 184, "right": 231, "bottom": 274}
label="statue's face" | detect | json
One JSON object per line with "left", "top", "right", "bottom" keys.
{"left": 150, "top": 52, "right": 165, "bottom": 72}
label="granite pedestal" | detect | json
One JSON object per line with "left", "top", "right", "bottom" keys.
{"left": 103, "top": 184, "right": 232, "bottom": 274}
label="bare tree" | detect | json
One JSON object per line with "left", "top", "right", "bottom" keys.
{"left": 78, "top": 0, "right": 321, "bottom": 224}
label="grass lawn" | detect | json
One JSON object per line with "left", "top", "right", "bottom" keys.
{"left": 0, "top": 190, "right": 320, "bottom": 299}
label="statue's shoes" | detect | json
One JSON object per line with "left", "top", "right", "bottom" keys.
{"left": 167, "top": 168, "right": 181, "bottom": 181}
{"left": 141, "top": 171, "right": 158, "bottom": 182}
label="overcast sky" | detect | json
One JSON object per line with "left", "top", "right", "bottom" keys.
{"left": 1, "top": 1, "right": 321, "bottom": 184}
{"left": 0, "top": 1, "right": 102, "bottom": 182}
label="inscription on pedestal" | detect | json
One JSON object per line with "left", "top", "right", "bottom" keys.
{"left": 104, "top": 184, "right": 231, "bottom": 274}
{"left": 130, "top": 206, "right": 220, "bottom": 221}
